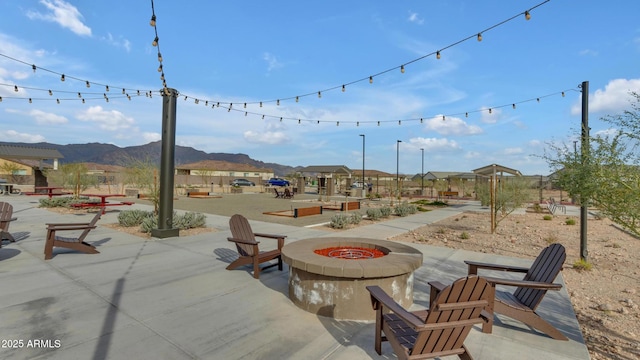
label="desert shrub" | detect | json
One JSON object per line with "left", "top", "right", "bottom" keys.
{"left": 118, "top": 209, "right": 154, "bottom": 227}
{"left": 532, "top": 203, "right": 543, "bottom": 213}
{"left": 572, "top": 259, "right": 593, "bottom": 271}
{"left": 459, "top": 232, "right": 470, "bottom": 239}
{"left": 380, "top": 206, "right": 392, "bottom": 218}
{"left": 350, "top": 212, "right": 362, "bottom": 225}
{"left": 565, "top": 218, "right": 576, "bottom": 225}
{"left": 330, "top": 214, "right": 350, "bottom": 229}
{"left": 39, "top": 197, "right": 74, "bottom": 208}
{"left": 395, "top": 202, "right": 417, "bottom": 217}
{"left": 173, "top": 212, "right": 207, "bottom": 229}
{"left": 544, "top": 234, "right": 559, "bottom": 244}
{"left": 543, "top": 215, "right": 553, "bottom": 221}
{"left": 366, "top": 208, "right": 382, "bottom": 221}
{"left": 140, "top": 216, "right": 157, "bottom": 233}
{"left": 138, "top": 211, "right": 207, "bottom": 233}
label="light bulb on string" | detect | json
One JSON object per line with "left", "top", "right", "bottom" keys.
{"left": 86, "top": 81, "right": 90, "bottom": 88}
{"left": 61, "top": 74, "right": 65, "bottom": 81}
{"left": 82, "top": 98, "right": 85, "bottom": 103}
{"left": 262, "top": 115, "right": 265, "bottom": 120}
{"left": 562, "top": 92, "right": 565, "bottom": 97}
{"left": 0, "top": 97, "right": 3, "bottom": 102}
{"left": 184, "top": 96, "right": 187, "bottom": 101}
{"left": 157, "top": 53, "right": 162, "bottom": 62}
{"left": 400, "top": 65, "right": 405, "bottom": 73}
{"left": 245, "top": 112, "right": 248, "bottom": 116}
{"left": 295, "top": 96, "right": 299, "bottom": 103}
{"left": 32, "top": 64, "right": 36, "bottom": 73}
{"left": 489, "top": 108, "right": 492, "bottom": 114}
{"left": 77, "top": 92, "right": 81, "bottom": 98}
{"left": 122, "top": 88, "right": 125, "bottom": 94}
{"left": 537, "top": 98, "right": 540, "bottom": 102}
{"left": 157, "top": 65, "right": 162, "bottom": 73}
{"left": 369, "top": 76, "right": 373, "bottom": 84}
{"left": 398, "top": 120, "right": 401, "bottom": 125}
{"left": 342, "top": 85, "right": 346, "bottom": 92}
{"left": 477, "top": 33, "right": 482, "bottom": 41}
{"left": 14, "top": 86, "right": 18, "bottom": 92}
{"left": 512, "top": 104, "right": 516, "bottom": 109}
{"left": 152, "top": 37, "right": 159, "bottom": 46}
{"left": 137, "top": 90, "right": 140, "bottom": 95}
{"left": 420, "top": 118, "right": 423, "bottom": 123}
{"left": 276, "top": 99, "right": 280, "bottom": 106}
{"left": 150, "top": 15, "right": 156, "bottom": 26}
{"left": 442, "top": 115, "right": 445, "bottom": 121}
{"left": 28, "top": 98, "right": 32, "bottom": 103}
{"left": 317, "top": 91, "right": 321, "bottom": 98}
{"left": 205, "top": 101, "right": 208, "bottom": 106}
{"left": 280, "top": 117, "right": 283, "bottom": 122}
{"left": 336, "top": 121, "right": 339, "bottom": 126}
{"left": 243, "top": 103, "right": 246, "bottom": 108}
{"left": 106, "top": 85, "right": 109, "bottom": 92}
{"left": 56, "top": 99, "right": 60, "bottom": 104}
{"left": 525, "top": 11, "right": 531, "bottom": 20}
{"left": 298, "top": 119, "right": 301, "bottom": 124}
{"left": 48, "top": 90, "right": 52, "bottom": 96}
{"left": 317, "top": 120, "right": 319, "bottom": 124}
{"left": 105, "top": 97, "right": 109, "bottom": 103}
{"left": 127, "top": 95, "right": 131, "bottom": 100}
{"left": 259, "top": 102, "right": 262, "bottom": 107}
{"left": 436, "top": 51, "right": 441, "bottom": 60}
{"left": 377, "top": 121, "right": 380, "bottom": 126}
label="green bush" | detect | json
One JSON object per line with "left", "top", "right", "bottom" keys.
{"left": 118, "top": 209, "right": 154, "bottom": 227}
{"left": 572, "top": 259, "right": 592, "bottom": 271}
{"left": 394, "top": 201, "right": 417, "bottom": 217}
{"left": 565, "top": 218, "right": 576, "bottom": 225}
{"left": 380, "top": 206, "right": 392, "bottom": 218}
{"left": 543, "top": 215, "right": 553, "bottom": 221}
{"left": 330, "top": 214, "right": 350, "bottom": 229}
{"left": 366, "top": 208, "right": 382, "bottom": 221}
{"left": 39, "top": 196, "right": 74, "bottom": 208}
{"left": 459, "top": 232, "right": 470, "bottom": 239}
{"left": 140, "top": 216, "right": 157, "bottom": 233}
{"left": 173, "top": 212, "right": 207, "bottom": 229}
{"left": 350, "top": 212, "right": 362, "bottom": 225}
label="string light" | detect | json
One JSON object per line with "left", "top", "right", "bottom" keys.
{"left": 86, "top": 81, "right": 90, "bottom": 88}
{"left": 60, "top": 74, "right": 65, "bottom": 81}
{"left": 48, "top": 90, "right": 52, "bottom": 96}
{"left": 276, "top": 99, "right": 280, "bottom": 106}
{"left": 13, "top": 85, "right": 18, "bottom": 92}
{"left": 32, "top": 64, "right": 36, "bottom": 73}
{"left": 488, "top": 108, "right": 492, "bottom": 114}
{"left": 105, "top": 85, "right": 109, "bottom": 92}
{"left": 150, "top": 15, "right": 156, "bottom": 27}
{"left": 512, "top": 104, "right": 516, "bottom": 109}
{"left": 317, "top": 91, "right": 321, "bottom": 98}
{"left": 295, "top": 96, "right": 299, "bottom": 103}
{"left": 28, "top": 98, "right": 32, "bottom": 103}
{"left": 369, "top": 76, "right": 373, "bottom": 84}
{"left": 525, "top": 11, "right": 531, "bottom": 20}
{"left": 152, "top": 37, "right": 159, "bottom": 46}
{"left": 436, "top": 51, "right": 441, "bottom": 60}
{"left": 400, "top": 65, "right": 405, "bottom": 73}
{"left": 342, "top": 85, "right": 346, "bottom": 92}
{"left": 477, "top": 33, "right": 483, "bottom": 41}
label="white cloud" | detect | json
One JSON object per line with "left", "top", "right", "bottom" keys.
{"left": 263, "top": 52, "right": 283, "bottom": 72}
{"left": 407, "top": 12, "right": 424, "bottom": 25}
{"left": 504, "top": 147, "right": 523, "bottom": 155}
{"left": 29, "top": 109, "right": 68, "bottom": 124}
{"left": 26, "top": 0, "right": 91, "bottom": 37}
{"left": 424, "top": 115, "right": 483, "bottom": 136}
{"left": 480, "top": 107, "right": 502, "bottom": 124}
{"left": 406, "top": 137, "right": 460, "bottom": 152}
{"left": 243, "top": 130, "right": 289, "bottom": 144}
{"left": 76, "top": 106, "right": 135, "bottom": 131}
{"left": 142, "top": 132, "right": 161, "bottom": 142}
{"left": 103, "top": 33, "right": 131, "bottom": 52}
{"left": 571, "top": 78, "right": 640, "bottom": 115}
{"left": 579, "top": 49, "right": 598, "bottom": 56}
{"left": 1, "top": 129, "right": 46, "bottom": 142}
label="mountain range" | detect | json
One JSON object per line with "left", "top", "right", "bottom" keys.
{"left": 0, "top": 141, "right": 298, "bottom": 176}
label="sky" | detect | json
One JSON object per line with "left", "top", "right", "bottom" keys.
{"left": 1, "top": 0, "right": 639, "bottom": 176}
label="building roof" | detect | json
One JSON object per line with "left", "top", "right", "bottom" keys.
{"left": 0, "top": 144, "right": 63, "bottom": 160}
{"left": 298, "top": 165, "right": 352, "bottom": 175}
{"left": 424, "top": 171, "right": 475, "bottom": 180}
{"left": 176, "top": 160, "right": 272, "bottom": 173}
{"left": 472, "top": 163, "right": 522, "bottom": 176}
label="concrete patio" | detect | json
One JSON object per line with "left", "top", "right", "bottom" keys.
{"left": 0, "top": 195, "right": 590, "bottom": 359}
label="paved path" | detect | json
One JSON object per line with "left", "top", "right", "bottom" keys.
{"left": 0, "top": 194, "right": 590, "bottom": 359}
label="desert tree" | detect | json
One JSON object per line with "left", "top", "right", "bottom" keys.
{"left": 43, "top": 162, "right": 98, "bottom": 197}
{"left": 545, "top": 92, "right": 640, "bottom": 236}
{"left": 475, "top": 176, "right": 532, "bottom": 232}
{"left": 122, "top": 158, "right": 160, "bottom": 214}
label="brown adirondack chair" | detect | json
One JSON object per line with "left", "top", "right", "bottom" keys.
{"left": 226, "top": 214, "right": 286, "bottom": 279}
{"left": 283, "top": 188, "right": 294, "bottom": 199}
{"left": 367, "top": 275, "right": 492, "bottom": 360}
{"left": 44, "top": 209, "right": 103, "bottom": 260}
{"left": 273, "top": 188, "right": 282, "bottom": 198}
{"left": 464, "top": 243, "right": 568, "bottom": 340}
{"left": 0, "top": 202, "right": 17, "bottom": 246}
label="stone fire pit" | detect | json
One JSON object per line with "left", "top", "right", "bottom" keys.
{"left": 281, "top": 237, "right": 423, "bottom": 320}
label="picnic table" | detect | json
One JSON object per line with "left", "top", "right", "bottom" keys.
{"left": 75, "top": 194, "right": 133, "bottom": 214}
{"left": 0, "top": 183, "right": 21, "bottom": 195}
{"left": 34, "top": 186, "right": 70, "bottom": 198}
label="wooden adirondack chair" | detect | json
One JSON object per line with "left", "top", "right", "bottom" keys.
{"left": 464, "top": 243, "right": 568, "bottom": 340}
{"left": 283, "top": 188, "right": 294, "bottom": 199}
{"left": 226, "top": 214, "right": 286, "bottom": 279}
{"left": 367, "top": 275, "right": 492, "bottom": 360}
{"left": 0, "top": 202, "right": 17, "bottom": 246}
{"left": 273, "top": 188, "right": 282, "bottom": 198}
{"left": 44, "top": 209, "right": 103, "bottom": 260}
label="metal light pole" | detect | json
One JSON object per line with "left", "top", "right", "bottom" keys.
{"left": 396, "top": 140, "right": 402, "bottom": 197}
{"left": 420, "top": 148, "right": 424, "bottom": 196}
{"left": 580, "top": 80, "right": 589, "bottom": 262}
{"left": 359, "top": 134, "right": 365, "bottom": 196}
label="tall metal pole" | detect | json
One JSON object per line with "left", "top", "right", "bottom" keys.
{"left": 152, "top": 88, "right": 179, "bottom": 238}
{"left": 396, "top": 140, "right": 402, "bottom": 197}
{"left": 580, "top": 80, "right": 589, "bottom": 261}
{"left": 359, "top": 134, "right": 365, "bottom": 196}
{"left": 420, "top": 148, "right": 424, "bottom": 196}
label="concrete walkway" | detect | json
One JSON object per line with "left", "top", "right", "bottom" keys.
{"left": 0, "top": 195, "right": 590, "bottom": 359}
